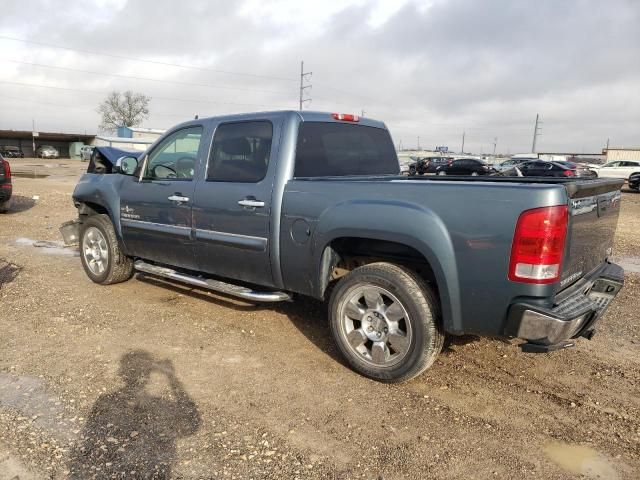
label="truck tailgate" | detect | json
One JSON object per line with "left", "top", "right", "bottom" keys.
{"left": 561, "top": 179, "right": 623, "bottom": 289}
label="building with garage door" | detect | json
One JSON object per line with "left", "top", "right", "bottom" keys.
{"left": 0, "top": 129, "right": 95, "bottom": 158}
{"left": 603, "top": 148, "right": 640, "bottom": 161}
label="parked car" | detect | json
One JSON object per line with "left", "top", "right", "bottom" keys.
{"left": 518, "top": 161, "right": 596, "bottom": 178}
{"left": 592, "top": 160, "right": 640, "bottom": 180}
{"left": 36, "top": 145, "right": 60, "bottom": 159}
{"left": 436, "top": 158, "right": 492, "bottom": 176}
{"left": 80, "top": 145, "right": 95, "bottom": 162}
{"left": 0, "top": 146, "right": 25, "bottom": 158}
{"left": 493, "top": 157, "right": 535, "bottom": 172}
{"left": 68, "top": 110, "right": 624, "bottom": 382}
{"left": 628, "top": 171, "right": 640, "bottom": 191}
{"left": 408, "top": 156, "right": 450, "bottom": 175}
{"left": 0, "top": 154, "right": 12, "bottom": 213}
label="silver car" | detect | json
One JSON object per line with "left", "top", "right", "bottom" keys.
{"left": 80, "top": 145, "right": 94, "bottom": 162}
{"left": 36, "top": 145, "right": 60, "bottom": 159}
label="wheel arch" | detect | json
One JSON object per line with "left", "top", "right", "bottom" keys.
{"left": 312, "top": 203, "right": 463, "bottom": 333}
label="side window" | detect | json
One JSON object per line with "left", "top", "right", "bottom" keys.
{"left": 207, "top": 121, "right": 273, "bottom": 183}
{"left": 604, "top": 162, "right": 619, "bottom": 168}
{"left": 145, "top": 126, "right": 202, "bottom": 180}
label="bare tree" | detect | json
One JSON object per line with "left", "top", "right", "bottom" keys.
{"left": 97, "top": 91, "right": 151, "bottom": 133}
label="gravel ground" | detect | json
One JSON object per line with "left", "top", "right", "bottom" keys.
{"left": 0, "top": 160, "right": 638, "bottom": 479}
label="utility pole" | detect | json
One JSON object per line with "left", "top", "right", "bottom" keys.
{"left": 361, "top": 109, "right": 365, "bottom": 118}
{"left": 32, "top": 119, "right": 36, "bottom": 158}
{"left": 531, "top": 114, "right": 542, "bottom": 153}
{"left": 461, "top": 131, "right": 465, "bottom": 153}
{"left": 493, "top": 137, "right": 497, "bottom": 155}
{"left": 606, "top": 138, "right": 610, "bottom": 150}
{"left": 417, "top": 136, "right": 421, "bottom": 150}
{"left": 299, "top": 61, "right": 312, "bottom": 111}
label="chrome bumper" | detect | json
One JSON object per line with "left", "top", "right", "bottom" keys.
{"left": 505, "top": 263, "right": 624, "bottom": 346}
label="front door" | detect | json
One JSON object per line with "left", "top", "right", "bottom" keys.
{"left": 193, "top": 119, "right": 278, "bottom": 286}
{"left": 120, "top": 125, "right": 204, "bottom": 270}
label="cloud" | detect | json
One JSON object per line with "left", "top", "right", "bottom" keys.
{"left": 0, "top": 0, "right": 638, "bottom": 153}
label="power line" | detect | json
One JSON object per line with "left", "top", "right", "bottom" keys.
{"left": 299, "top": 61, "right": 312, "bottom": 111}
{"left": 0, "top": 80, "right": 292, "bottom": 110}
{"left": 0, "top": 34, "right": 296, "bottom": 83}
{"left": 3, "top": 59, "right": 293, "bottom": 96}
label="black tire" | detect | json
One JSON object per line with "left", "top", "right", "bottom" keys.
{"left": 79, "top": 214, "right": 134, "bottom": 285}
{"left": 0, "top": 200, "right": 9, "bottom": 214}
{"left": 329, "top": 262, "right": 444, "bottom": 383}
{"left": 409, "top": 166, "right": 416, "bottom": 176}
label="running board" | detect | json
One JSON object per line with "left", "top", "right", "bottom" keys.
{"left": 134, "top": 260, "right": 291, "bottom": 302}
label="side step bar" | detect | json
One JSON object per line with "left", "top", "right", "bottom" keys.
{"left": 134, "top": 260, "right": 291, "bottom": 303}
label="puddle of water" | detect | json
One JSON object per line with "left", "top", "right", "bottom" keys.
{"left": 14, "top": 237, "right": 79, "bottom": 257}
{"left": 543, "top": 441, "right": 618, "bottom": 480}
{"left": 0, "top": 373, "right": 74, "bottom": 442}
{"left": 11, "top": 172, "right": 50, "bottom": 179}
{"left": 612, "top": 256, "right": 640, "bottom": 274}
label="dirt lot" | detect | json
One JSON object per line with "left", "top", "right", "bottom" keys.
{"left": 0, "top": 159, "right": 638, "bottom": 479}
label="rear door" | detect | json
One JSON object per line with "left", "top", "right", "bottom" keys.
{"left": 192, "top": 119, "right": 279, "bottom": 286}
{"left": 119, "top": 125, "right": 204, "bottom": 270}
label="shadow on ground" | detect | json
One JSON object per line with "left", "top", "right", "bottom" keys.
{"left": 2, "top": 195, "right": 36, "bottom": 214}
{"left": 135, "top": 274, "right": 346, "bottom": 366}
{"left": 67, "top": 350, "right": 201, "bottom": 479}
{"left": 0, "top": 259, "right": 21, "bottom": 289}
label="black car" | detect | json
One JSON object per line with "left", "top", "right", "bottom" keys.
{"left": 436, "top": 158, "right": 492, "bottom": 176}
{"left": 0, "top": 154, "right": 12, "bottom": 213}
{"left": 518, "top": 161, "right": 594, "bottom": 178}
{"left": 0, "top": 146, "right": 24, "bottom": 158}
{"left": 408, "top": 156, "right": 451, "bottom": 175}
{"left": 629, "top": 172, "right": 640, "bottom": 191}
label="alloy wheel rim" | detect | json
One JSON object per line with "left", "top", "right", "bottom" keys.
{"left": 339, "top": 285, "right": 412, "bottom": 368}
{"left": 82, "top": 227, "right": 108, "bottom": 275}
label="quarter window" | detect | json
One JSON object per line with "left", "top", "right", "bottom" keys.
{"left": 145, "top": 126, "right": 202, "bottom": 180}
{"left": 207, "top": 121, "right": 273, "bottom": 183}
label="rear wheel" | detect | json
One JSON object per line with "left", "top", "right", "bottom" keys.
{"left": 471, "top": 171, "right": 479, "bottom": 176}
{"left": 0, "top": 200, "right": 9, "bottom": 214}
{"left": 80, "top": 214, "right": 134, "bottom": 285}
{"left": 437, "top": 170, "right": 447, "bottom": 176}
{"left": 329, "top": 263, "right": 444, "bottom": 382}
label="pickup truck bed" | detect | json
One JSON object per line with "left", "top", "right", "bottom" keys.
{"left": 70, "top": 110, "right": 624, "bottom": 382}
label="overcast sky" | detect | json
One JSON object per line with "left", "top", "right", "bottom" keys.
{"left": 0, "top": 0, "right": 638, "bottom": 154}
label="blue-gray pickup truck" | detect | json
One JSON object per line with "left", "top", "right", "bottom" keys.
{"left": 70, "top": 111, "right": 624, "bottom": 382}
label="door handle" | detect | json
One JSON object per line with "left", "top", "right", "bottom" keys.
{"left": 238, "top": 198, "right": 265, "bottom": 208}
{"left": 168, "top": 194, "right": 190, "bottom": 203}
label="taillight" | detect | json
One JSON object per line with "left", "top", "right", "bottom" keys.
{"left": 508, "top": 205, "right": 568, "bottom": 284}
{"left": 448, "top": 160, "right": 453, "bottom": 166}
{"left": 2, "top": 160, "right": 10, "bottom": 181}
{"left": 331, "top": 113, "right": 359, "bottom": 122}
{"left": 562, "top": 169, "right": 575, "bottom": 177}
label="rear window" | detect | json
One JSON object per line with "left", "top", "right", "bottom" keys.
{"left": 294, "top": 122, "right": 399, "bottom": 177}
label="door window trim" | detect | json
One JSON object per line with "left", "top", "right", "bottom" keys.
{"left": 205, "top": 120, "right": 274, "bottom": 183}
{"left": 137, "top": 124, "right": 204, "bottom": 182}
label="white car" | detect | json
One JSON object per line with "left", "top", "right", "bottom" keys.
{"left": 594, "top": 160, "right": 640, "bottom": 180}
{"left": 80, "top": 145, "right": 94, "bottom": 162}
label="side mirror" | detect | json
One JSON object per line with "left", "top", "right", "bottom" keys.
{"left": 115, "top": 156, "right": 138, "bottom": 175}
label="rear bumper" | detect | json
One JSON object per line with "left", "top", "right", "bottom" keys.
{"left": 505, "top": 263, "right": 624, "bottom": 345}
{"left": 0, "top": 184, "right": 12, "bottom": 202}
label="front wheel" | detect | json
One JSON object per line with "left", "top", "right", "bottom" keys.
{"left": 329, "top": 263, "right": 444, "bottom": 382}
{"left": 437, "top": 170, "right": 447, "bottom": 176}
{"left": 80, "top": 214, "right": 134, "bottom": 285}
